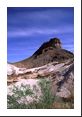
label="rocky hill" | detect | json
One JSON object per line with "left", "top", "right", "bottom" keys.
{"left": 13, "top": 38, "right": 73, "bottom": 68}
{"left": 7, "top": 37, "right": 74, "bottom": 108}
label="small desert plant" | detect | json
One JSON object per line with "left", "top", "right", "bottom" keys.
{"left": 7, "top": 84, "right": 34, "bottom": 109}
{"left": 7, "top": 78, "right": 55, "bottom": 109}
{"left": 7, "top": 78, "right": 74, "bottom": 109}
{"left": 37, "top": 79, "right": 55, "bottom": 108}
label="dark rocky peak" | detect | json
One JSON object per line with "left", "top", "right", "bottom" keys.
{"left": 49, "top": 38, "right": 62, "bottom": 48}
{"left": 33, "top": 38, "right": 62, "bottom": 56}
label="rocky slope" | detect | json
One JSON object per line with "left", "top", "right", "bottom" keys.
{"left": 7, "top": 59, "right": 74, "bottom": 99}
{"left": 7, "top": 38, "right": 74, "bottom": 105}
{"left": 13, "top": 38, "right": 73, "bottom": 68}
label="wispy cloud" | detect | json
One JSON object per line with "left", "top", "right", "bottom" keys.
{"left": 8, "top": 26, "right": 73, "bottom": 38}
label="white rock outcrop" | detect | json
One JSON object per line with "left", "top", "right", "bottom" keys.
{"left": 7, "top": 59, "right": 74, "bottom": 103}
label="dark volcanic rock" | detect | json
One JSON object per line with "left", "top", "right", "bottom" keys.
{"left": 33, "top": 38, "right": 62, "bottom": 56}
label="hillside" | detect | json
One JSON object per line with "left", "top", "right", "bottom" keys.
{"left": 13, "top": 38, "right": 73, "bottom": 68}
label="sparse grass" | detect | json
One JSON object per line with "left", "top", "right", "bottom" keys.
{"left": 7, "top": 79, "right": 74, "bottom": 109}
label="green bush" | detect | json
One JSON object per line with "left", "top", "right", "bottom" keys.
{"left": 7, "top": 78, "right": 74, "bottom": 109}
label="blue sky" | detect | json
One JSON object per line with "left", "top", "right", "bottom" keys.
{"left": 7, "top": 7, "right": 74, "bottom": 63}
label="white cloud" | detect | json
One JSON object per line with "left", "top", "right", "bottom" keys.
{"left": 8, "top": 26, "right": 73, "bottom": 38}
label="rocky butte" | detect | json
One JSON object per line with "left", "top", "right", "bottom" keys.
{"left": 7, "top": 37, "right": 74, "bottom": 108}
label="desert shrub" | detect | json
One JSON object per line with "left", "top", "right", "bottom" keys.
{"left": 7, "top": 84, "right": 34, "bottom": 109}
{"left": 37, "top": 79, "right": 55, "bottom": 108}
{"left": 7, "top": 79, "right": 55, "bottom": 109}
{"left": 7, "top": 78, "right": 74, "bottom": 109}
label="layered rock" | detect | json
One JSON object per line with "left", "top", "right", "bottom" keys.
{"left": 7, "top": 59, "right": 74, "bottom": 100}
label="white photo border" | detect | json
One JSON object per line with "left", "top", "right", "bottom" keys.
{"left": 0, "top": 0, "right": 81, "bottom": 116}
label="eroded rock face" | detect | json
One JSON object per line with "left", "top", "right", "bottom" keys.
{"left": 51, "top": 63, "right": 74, "bottom": 99}
{"left": 7, "top": 59, "right": 74, "bottom": 101}
{"left": 7, "top": 64, "right": 27, "bottom": 76}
